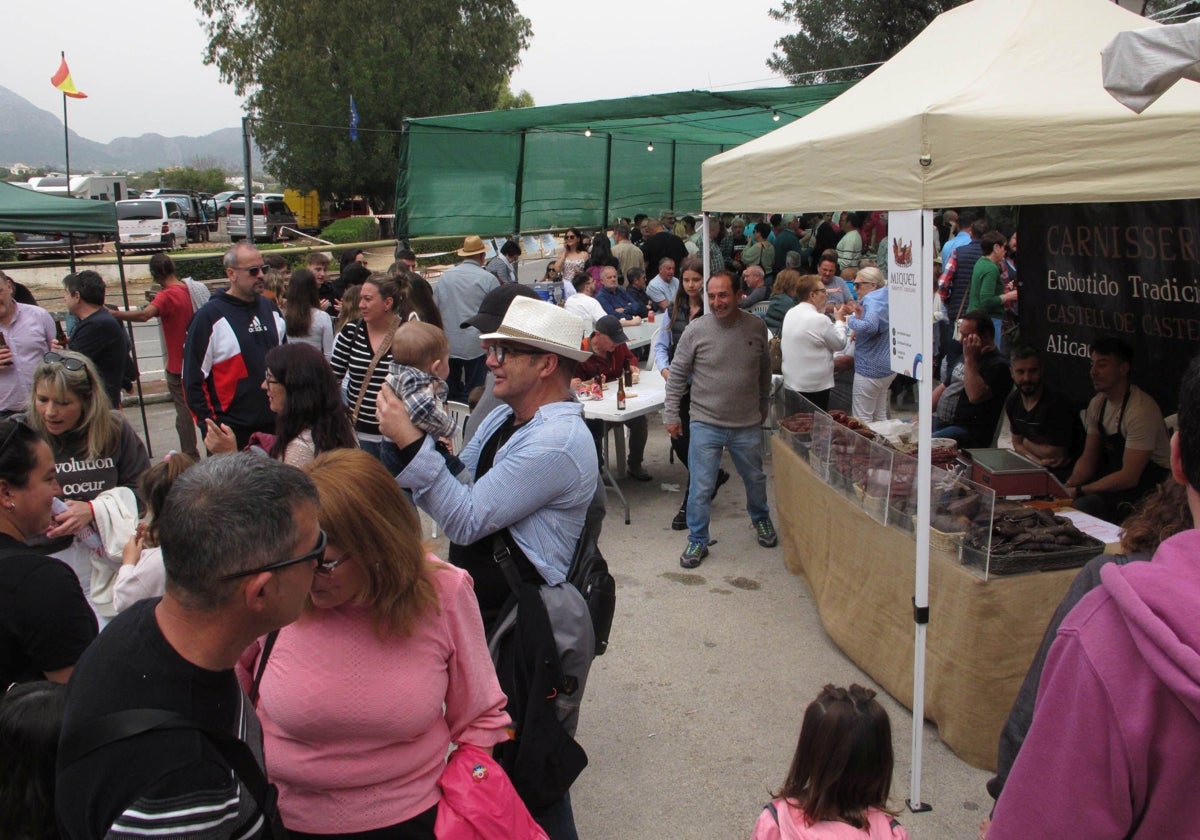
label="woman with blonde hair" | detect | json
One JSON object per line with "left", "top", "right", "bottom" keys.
{"left": 241, "top": 449, "right": 509, "bottom": 838}
{"left": 23, "top": 350, "right": 149, "bottom": 624}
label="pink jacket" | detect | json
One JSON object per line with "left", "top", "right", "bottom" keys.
{"left": 751, "top": 801, "right": 910, "bottom": 840}
{"left": 238, "top": 559, "right": 510, "bottom": 834}
{"left": 990, "top": 529, "right": 1200, "bottom": 838}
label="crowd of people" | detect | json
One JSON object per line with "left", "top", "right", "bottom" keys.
{"left": 0, "top": 199, "right": 1195, "bottom": 840}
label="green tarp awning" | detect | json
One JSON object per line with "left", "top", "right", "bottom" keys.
{"left": 395, "top": 84, "right": 852, "bottom": 237}
{"left": 0, "top": 181, "right": 117, "bottom": 233}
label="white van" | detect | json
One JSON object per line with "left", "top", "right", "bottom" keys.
{"left": 227, "top": 199, "right": 299, "bottom": 243}
{"left": 115, "top": 199, "right": 189, "bottom": 250}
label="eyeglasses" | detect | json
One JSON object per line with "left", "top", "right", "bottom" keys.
{"left": 236, "top": 264, "right": 265, "bottom": 276}
{"left": 219, "top": 529, "right": 326, "bottom": 580}
{"left": 485, "top": 344, "right": 542, "bottom": 365}
{"left": 564, "top": 235, "right": 577, "bottom": 241}
{"left": 264, "top": 372, "right": 281, "bottom": 387}
{"left": 314, "top": 551, "right": 348, "bottom": 576}
{"left": 43, "top": 351, "right": 87, "bottom": 372}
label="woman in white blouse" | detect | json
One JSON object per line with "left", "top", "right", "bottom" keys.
{"left": 780, "top": 274, "right": 850, "bottom": 413}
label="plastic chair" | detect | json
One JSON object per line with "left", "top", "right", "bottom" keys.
{"left": 750, "top": 301, "right": 771, "bottom": 316}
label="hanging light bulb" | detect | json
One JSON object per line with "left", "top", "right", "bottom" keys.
{"left": 584, "top": 127, "right": 591, "bottom": 137}
{"left": 647, "top": 141, "right": 654, "bottom": 152}
{"left": 772, "top": 110, "right": 781, "bottom": 122}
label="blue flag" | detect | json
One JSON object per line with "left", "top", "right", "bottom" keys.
{"left": 349, "top": 95, "right": 359, "bottom": 141}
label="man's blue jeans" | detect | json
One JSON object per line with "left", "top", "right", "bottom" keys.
{"left": 685, "top": 421, "right": 769, "bottom": 545}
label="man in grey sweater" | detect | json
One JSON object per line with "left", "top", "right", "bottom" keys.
{"left": 664, "top": 271, "right": 776, "bottom": 568}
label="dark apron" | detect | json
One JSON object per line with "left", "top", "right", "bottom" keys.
{"left": 1090, "top": 390, "right": 1168, "bottom": 517}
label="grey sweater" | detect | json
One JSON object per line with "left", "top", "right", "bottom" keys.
{"left": 663, "top": 310, "right": 770, "bottom": 429}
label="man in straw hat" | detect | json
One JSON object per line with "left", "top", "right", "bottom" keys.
{"left": 433, "top": 235, "right": 500, "bottom": 402}
{"left": 378, "top": 296, "right": 596, "bottom": 837}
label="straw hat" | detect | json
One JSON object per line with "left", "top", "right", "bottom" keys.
{"left": 479, "top": 296, "right": 590, "bottom": 362}
{"left": 457, "top": 235, "right": 488, "bottom": 257}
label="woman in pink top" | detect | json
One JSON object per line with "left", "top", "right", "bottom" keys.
{"left": 241, "top": 449, "right": 510, "bottom": 838}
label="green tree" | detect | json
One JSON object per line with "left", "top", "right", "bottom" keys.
{"left": 496, "top": 86, "right": 535, "bottom": 110}
{"left": 130, "top": 166, "right": 229, "bottom": 195}
{"left": 194, "top": 0, "right": 531, "bottom": 208}
{"left": 768, "top": 0, "right": 964, "bottom": 83}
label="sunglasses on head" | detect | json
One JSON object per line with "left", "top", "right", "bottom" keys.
{"left": 43, "top": 351, "right": 87, "bottom": 372}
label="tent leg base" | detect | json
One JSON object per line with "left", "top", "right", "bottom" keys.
{"left": 906, "top": 799, "right": 932, "bottom": 814}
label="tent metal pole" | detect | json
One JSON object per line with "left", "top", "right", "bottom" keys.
{"left": 115, "top": 243, "right": 153, "bottom": 459}
{"left": 513, "top": 131, "right": 528, "bottom": 235}
{"left": 668, "top": 141, "right": 677, "bottom": 212}
{"left": 602, "top": 134, "right": 613, "bottom": 229}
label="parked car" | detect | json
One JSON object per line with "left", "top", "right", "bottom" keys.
{"left": 158, "top": 194, "right": 211, "bottom": 243}
{"left": 212, "top": 190, "right": 242, "bottom": 217}
{"left": 227, "top": 199, "right": 298, "bottom": 243}
{"left": 329, "top": 198, "right": 374, "bottom": 220}
{"left": 115, "top": 199, "right": 188, "bottom": 250}
{"left": 13, "top": 231, "right": 102, "bottom": 260}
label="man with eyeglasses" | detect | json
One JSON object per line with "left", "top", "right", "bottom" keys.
{"left": 183, "top": 242, "right": 285, "bottom": 451}
{"left": 57, "top": 454, "right": 320, "bottom": 839}
{"left": 378, "top": 296, "right": 596, "bottom": 838}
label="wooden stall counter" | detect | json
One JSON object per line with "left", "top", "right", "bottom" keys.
{"left": 773, "top": 437, "right": 1081, "bottom": 771}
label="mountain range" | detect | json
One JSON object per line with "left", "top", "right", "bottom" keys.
{"left": 0, "top": 85, "right": 263, "bottom": 172}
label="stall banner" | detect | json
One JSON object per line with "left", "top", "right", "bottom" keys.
{"left": 1019, "top": 200, "right": 1200, "bottom": 417}
{"left": 887, "top": 210, "right": 934, "bottom": 380}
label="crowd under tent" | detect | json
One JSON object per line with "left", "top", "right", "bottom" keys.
{"left": 700, "top": 0, "right": 1200, "bottom": 809}
{"left": 394, "top": 84, "right": 852, "bottom": 238}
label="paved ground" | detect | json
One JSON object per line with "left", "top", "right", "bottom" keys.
{"left": 135, "top": 399, "right": 994, "bottom": 840}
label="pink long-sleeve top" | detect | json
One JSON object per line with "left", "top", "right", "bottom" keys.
{"left": 238, "top": 559, "right": 510, "bottom": 834}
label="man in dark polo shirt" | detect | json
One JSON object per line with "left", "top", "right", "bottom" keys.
{"left": 63, "top": 270, "right": 129, "bottom": 407}
{"left": 1005, "top": 345, "right": 1080, "bottom": 480}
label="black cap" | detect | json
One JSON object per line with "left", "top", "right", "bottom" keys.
{"left": 593, "top": 315, "right": 629, "bottom": 344}
{"left": 461, "top": 283, "right": 539, "bottom": 333}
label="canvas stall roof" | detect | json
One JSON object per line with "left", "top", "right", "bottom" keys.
{"left": 395, "top": 85, "right": 851, "bottom": 236}
{"left": 0, "top": 181, "right": 117, "bottom": 234}
{"left": 703, "top": 0, "right": 1200, "bottom": 212}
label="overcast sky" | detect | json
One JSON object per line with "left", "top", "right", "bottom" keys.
{"left": 7, "top": 0, "right": 797, "bottom": 144}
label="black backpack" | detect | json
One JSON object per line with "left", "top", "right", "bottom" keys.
{"left": 566, "top": 474, "right": 616, "bottom": 656}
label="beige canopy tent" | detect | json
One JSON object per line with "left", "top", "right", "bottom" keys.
{"left": 702, "top": 0, "right": 1200, "bottom": 211}
{"left": 700, "top": 0, "right": 1200, "bottom": 811}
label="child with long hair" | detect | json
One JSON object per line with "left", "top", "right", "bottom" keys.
{"left": 0, "top": 681, "right": 67, "bottom": 840}
{"left": 112, "top": 453, "right": 197, "bottom": 613}
{"left": 752, "top": 684, "right": 910, "bottom": 839}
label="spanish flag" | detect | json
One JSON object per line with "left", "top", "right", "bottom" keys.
{"left": 50, "top": 55, "right": 87, "bottom": 99}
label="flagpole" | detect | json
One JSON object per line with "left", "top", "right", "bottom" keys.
{"left": 59, "top": 51, "right": 73, "bottom": 188}
{"left": 57, "top": 50, "right": 77, "bottom": 271}
{"left": 62, "top": 88, "right": 77, "bottom": 272}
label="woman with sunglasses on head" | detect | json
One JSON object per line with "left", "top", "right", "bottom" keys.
{"left": 206, "top": 343, "right": 357, "bottom": 468}
{"left": 239, "top": 449, "right": 509, "bottom": 839}
{"left": 22, "top": 350, "right": 149, "bottom": 626}
{"left": 552, "top": 228, "right": 588, "bottom": 300}
{"left": 0, "top": 416, "right": 97, "bottom": 688}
